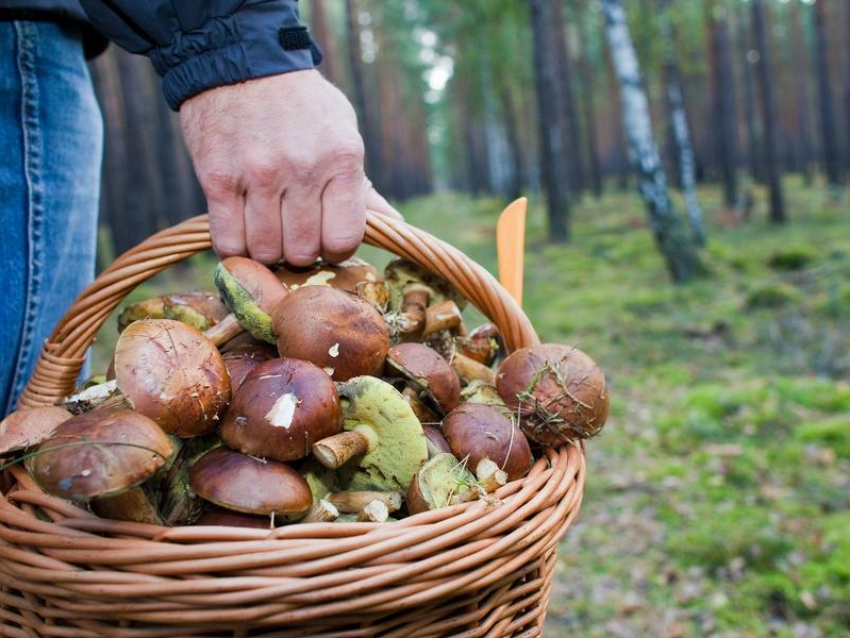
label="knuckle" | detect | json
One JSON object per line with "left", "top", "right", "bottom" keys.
{"left": 323, "top": 228, "right": 364, "bottom": 257}
{"left": 200, "top": 167, "right": 239, "bottom": 199}
{"left": 290, "top": 157, "right": 322, "bottom": 185}
{"left": 245, "top": 159, "right": 281, "bottom": 190}
{"left": 328, "top": 138, "right": 365, "bottom": 168}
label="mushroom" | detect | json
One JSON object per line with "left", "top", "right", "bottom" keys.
{"left": 193, "top": 506, "right": 272, "bottom": 529}
{"left": 312, "top": 376, "right": 428, "bottom": 493}
{"left": 407, "top": 453, "right": 478, "bottom": 515}
{"left": 112, "top": 319, "right": 231, "bottom": 437}
{"left": 474, "top": 458, "right": 508, "bottom": 493}
{"left": 399, "top": 386, "right": 440, "bottom": 424}
{"left": 496, "top": 344, "right": 609, "bottom": 443}
{"left": 451, "top": 352, "right": 497, "bottom": 386}
{"left": 221, "top": 344, "right": 276, "bottom": 392}
{"left": 220, "top": 358, "right": 342, "bottom": 462}
{"left": 151, "top": 434, "right": 221, "bottom": 526}
{"left": 422, "top": 424, "right": 452, "bottom": 458}
{"left": 460, "top": 381, "right": 506, "bottom": 407}
{"left": 422, "top": 300, "right": 466, "bottom": 339}
{"left": 0, "top": 406, "right": 72, "bottom": 456}
{"left": 356, "top": 500, "right": 389, "bottom": 523}
{"left": 326, "top": 490, "right": 402, "bottom": 514}
{"left": 91, "top": 487, "right": 164, "bottom": 525}
{"left": 117, "top": 296, "right": 166, "bottom": 332}
{"left": 442, "top": 403, "right": 532, "bottom": 482}
{"left": 26, "top": 409, "right": 173, "bottom": 502}
{"left": 272, "top": 286, "right": 389, "bottom": 381}
{"left": 386, "top": 343, "right": 461, "bottom": 415}
{"left": 118, "top": 291, "right": 228, "bottom": 333}
{"left": 274, "top": 257, "right": 389, "bottom": 310}
{"left": 301, "top": 499, "right": 340, "bottom": 523}
{"left": 206, "top": 256, "right": 288, "bottom": 346}
{"left": 457, "top": 323, "right": 505, "bottom": 366}
{"left": 189, "top": 447, "right": 312, "bottom": 517}
{"left": 384, "top": 259, "right": 467, "bottom": 340}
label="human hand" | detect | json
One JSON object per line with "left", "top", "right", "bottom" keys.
{"left": 180, "top": 70, "right": 400, "bottom": 265}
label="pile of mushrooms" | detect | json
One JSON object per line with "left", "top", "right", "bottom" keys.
{"left": 0, "top": 252, "right": 609, "bottom": 527}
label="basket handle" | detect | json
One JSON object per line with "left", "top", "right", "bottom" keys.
{"left": 19, "top": 212, "right": 539, "bottom": 408}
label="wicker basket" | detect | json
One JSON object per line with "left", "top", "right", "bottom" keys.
{"left": 2, "top": 213, "right": 585, "bottom": 637}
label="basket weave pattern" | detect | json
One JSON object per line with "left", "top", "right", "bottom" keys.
{"left": 2, "top": 214, "right": 585, "bottom": 636}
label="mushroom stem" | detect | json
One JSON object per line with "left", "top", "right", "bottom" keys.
{"left": 401, "top": 387, "right": 439, "bottom": 423}
{"left": 423, "top": 300, "right": 465, "bottom": 338}
{"left": 357, "top": 500, "right": 390, "bottom": 523}
{"left": 327, "top": 490, "right": 402, "bottom": 513}
{"left": 301, "top": 499, "right": 339, "bottom": 523}
{"left": 202, "top": 313, "right": 245, "bottom": 348}
{"left": 451, "top": 353, "right": 497, "bottom": 386}
{"left": 312, "top": 430, "right": 372, "bottom": 469}
{"left": 475, "top": 459, "right": 508, "bottom": 493}
{"left": 449, "top": 488, "right": 482, "bottom": 505}
{"left": 399, "top": 286, "right": 431, "bottom": 338}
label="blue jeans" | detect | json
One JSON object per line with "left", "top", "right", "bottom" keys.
{"left": 0, "top": 20, "right": 102, "bottom": 415}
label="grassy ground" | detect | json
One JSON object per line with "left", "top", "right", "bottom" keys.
{"left": 92, "top": 180, "right": 850, "bottom": 637}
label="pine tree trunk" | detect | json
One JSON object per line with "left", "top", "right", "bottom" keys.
{"left": 706, "top": 1, "right": 738, "bottom": 208}
{"left": 736, "top": 11, "right": 762, "bottom": 184}
{"left": 601, "top": 0, "right": 700, "bottom": 283}
{"left": 497, "top": 82, "right": 526, "bottom": 201}
{"left": 660, "top": 12, "right": 705, "bottom": 246}
{"left": 310, "top": 0, "right": 341, "bottom": 87}
{"left": 752, "top": 0, "right": 785, "bottom": 223}
{"left": 577, "top": 19, "right": 603, "bottom": 198}
{"left": 791, "top": 0, "right": 814, "bottom": 186}
{"left": 530, "top": 0, "right": 571, "bottom": 242}
{"left": 345, "top": 0, "right": 383, "bottom": 188}
{"left": 812, "top": 0, "right": 841, "bottom": 186}
{"left": 550, "top": 0, "right": 584, "bottom": 193}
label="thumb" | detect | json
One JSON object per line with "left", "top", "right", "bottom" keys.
{"left": 365, "top": 179, "right": 403, "bottom": 220}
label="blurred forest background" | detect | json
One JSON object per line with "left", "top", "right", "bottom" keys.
{"left": 89, "top": 1, "right": 850, "bottom": 636}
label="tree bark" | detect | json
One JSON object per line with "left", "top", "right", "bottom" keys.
{"left": 497, "top": 82, "right": 525, "bottom": 201}
{"left": 549, "top": 0, "right": 584, "bottom": 193}
{"left": 706, "top": 1, "right": 738, "bottom": 208}
{"left": 812, "top": 0, "right": 841, "bottom": 186}
{"left": 309, "top": 0, "right": 342, "bottom": 87}
{"left": 345, "top": 0, "right": 383, "bottom": 188}
{"left": 791, "top": 0, "right": 814, "bottom": 186}
{"left": 530, "top": 0, "right": 571, "bottom": 242}
{"left": 736, "top": 10, "right": 762, "bottom": 184}
{"left": 601, "top": 0, "right": 701, "bottom": 283}
{"left": 660, "top": 12, "right": 705, "bottom": 246}
{"left": 577, "top": 19, "right": 603, "bottom": 198}
{"left": 751, "top": 0, "right": 785, "bottom": 223}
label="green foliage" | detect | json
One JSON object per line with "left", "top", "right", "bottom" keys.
{"left": 746, "top": 282, "right": 802, "bottom": 308}
{"left": 767, "top": 246, "right": 817, "bottom": 271}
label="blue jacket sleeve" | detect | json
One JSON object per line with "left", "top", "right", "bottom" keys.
{"left": 79, "top": 0, "right": 321, "bottom": 110}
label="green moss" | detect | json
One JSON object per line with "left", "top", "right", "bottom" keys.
{"left": 767, "top": 246, "right": 816, "bottom": 271}
{"left": 746, "top": 282, "right": 802, "bottom": 309}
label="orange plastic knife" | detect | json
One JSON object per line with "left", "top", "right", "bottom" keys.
{"left": 497, "top": 198, "right": 527, "bottom": 307}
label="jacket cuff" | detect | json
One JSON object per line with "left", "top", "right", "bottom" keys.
{"left": 149, "top": 1, "right": 319, "bottom": 110}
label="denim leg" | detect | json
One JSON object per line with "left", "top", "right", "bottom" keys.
{"left": 0, "top": 21, "right": 103, "bottom": 415}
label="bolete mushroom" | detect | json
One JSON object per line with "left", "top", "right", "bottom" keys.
{"left": 272, "top": 286, "right": 389, "bottom": 381}
{"left": 407, "top": 453, "right": 478, "bottom": 515}
{"left": 386, "top": 343, "right": 460, "bottom": 415}
{"left": 189, "top": 447, "right": 312, "bottom": 517}
{"left": 220, "top": 358, "right": 342, "bottom": 462}
{"left": 112, "top": 319, "right": 231, "bottom": 437}
{"left": 221, "top": 344, "right": 276, "bottom": 392}
{"left": 442, "top": 403, "right": 532, "bottom": 482}
{"left": 457, "top": 323, "right": 505, "bottom": 366}
{"left": 312, "top": 376, "right": 428, "bottom": 493}
{"left": 384, "top": 259, "right": 467, "bottom": 340}
{"left": 207, "top": 256, "right": 288, "bottom": 346}
{"left": 451, "top": 352, "right": 497, "bottom": 386}
{"left": 422, "top": 424, "right": 452, "bottom": 458}
{"left": 496, "top": 344, "right": 609, "bottom": 443}
{"left": 27, "top": 409, "right": 173, "bottom": 502}
{"left": 0, "top": 406, "right": 72, "bottom": 457}
{"left": 118, "top": 291, "right": 228, "bottom": 333}
{"left": 193, "top": 506, "right": 272, "bottom": 529}
{"left": 460, "top": 381, "right": 506, "bottom": 407}
{"left": 274, "top": 257, "right": 389, "bottom": 310}
{"left": 326, "top": 490, "right": 402, "bottom": 514}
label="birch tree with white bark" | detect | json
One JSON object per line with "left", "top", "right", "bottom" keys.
{"left": 601, "top": 0, "right": 701, "bottom": 283}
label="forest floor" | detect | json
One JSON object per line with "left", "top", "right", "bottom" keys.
{"left": 93, "top": 180, "right": 850, "bottom": 637}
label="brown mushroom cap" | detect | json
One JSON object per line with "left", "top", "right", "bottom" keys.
{"left": 274, "top": 258, "right": 389, "bottom": 309}
{"left": 272, "top": 286, "right": 389, "bottom": 381}
{"left": 422, "top": 425, "right": 452, "bottom": 458}
{"left": 496, "top": 344, "right": 609, "bottom": 443}
{"left": 27, "top": 409, "right": 173, "bottom": 502}
{"left": 386, "top": 343, "right": 461, "bottom": 414}
{"left": 442, "top": 403, "right": 533, "bottom": 482}
{"left": 221, "top": 358, "right": 342, "bottom": 461}
{"left": 458, "top": 323, "right": 505, "bottom": 366}
{"left": 189, "top": 447, "right": 312, "bottom": 516}
{"left": 114, "top": 319, "right": 231, "bottom": 437}
{"left": 222, "top": 345, "right": 276, "bottom": 391}
{"left": 0, "top": 406, "right": 72, "bottom": 456}
{"left": 219, "top": 257, "right": 289, "bottom": 317}
{"left": 384, "top": 258, "right": 468, "bottom": 312}
{"left": 162, "top": 291, "right": 229, "bottom": 331}
{"left": 193, "top": 506, "right": 271, "bottom": 529}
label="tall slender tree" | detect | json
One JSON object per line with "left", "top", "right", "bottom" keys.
{"left": 812, "top": 0, "right": 841, "bottom": 186}
{"left": 706, "top": 0, "right": 738, "bottom": 208}
{"left": 737, "top": 9, "right": 763, "bottom": 184}
{"left": 309, "top": 0, "right": 342, "bottom": 87}
{"left": 601, "top": 0, "right": 701, "bottom": 282}
{"left": 791, "top": 0, "right": 814, "bottom": 186}
{"left": 659, "top": 7, "right": 705, "bottom": 246}
{"left": 576, "top": 14, "right": 602, "bottom": 198}
{"left": 530, "top": 0, "right": 571, "bottom": 242}
{"left": 550, "top": 0, "right": 584, "bottom": 193}
{"left": 751, "top": 0, "right": 785, "bottom": 223}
